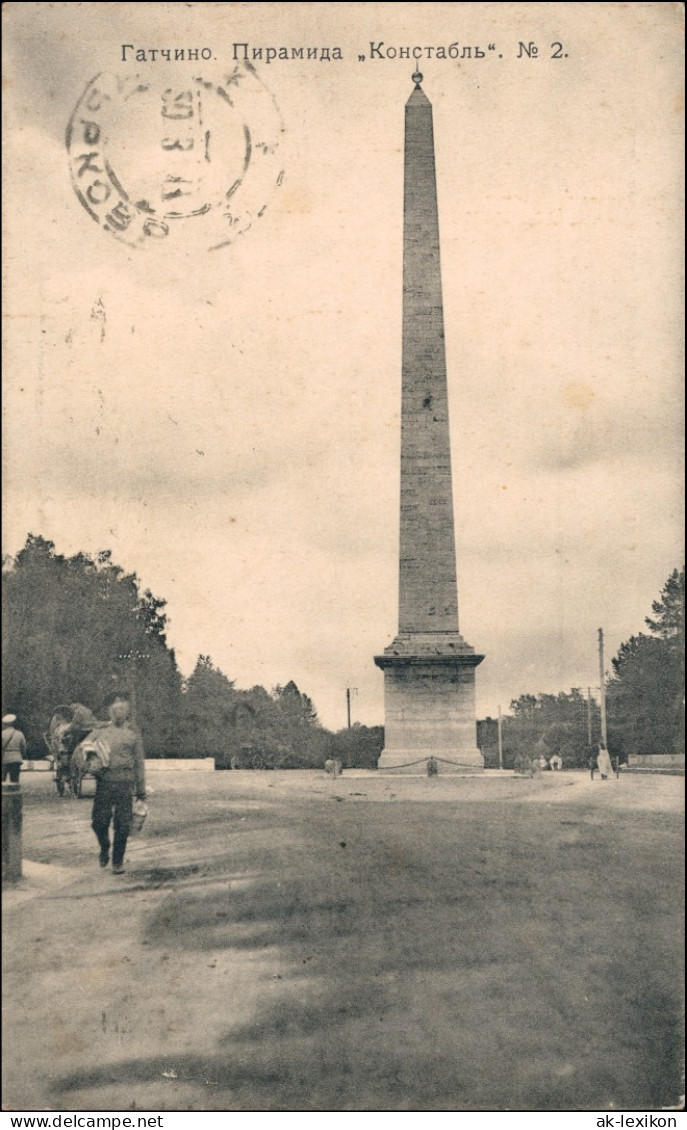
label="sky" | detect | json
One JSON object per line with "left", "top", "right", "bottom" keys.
{"left": 3, "top": 2, "right": 684, "bottom": 731}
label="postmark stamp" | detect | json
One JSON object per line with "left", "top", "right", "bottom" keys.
{"left": 66, "top": 62, "right": 284, "bottom": 252}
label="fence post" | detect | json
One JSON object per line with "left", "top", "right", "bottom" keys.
{"left": 2, "top": 782, "right": 23, "bottom": 884}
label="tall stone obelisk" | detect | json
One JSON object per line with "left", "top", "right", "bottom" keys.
{"left": 375, "top": 74, "right": 484, "bottom": 771}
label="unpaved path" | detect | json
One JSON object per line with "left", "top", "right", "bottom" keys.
{"left": 3, "top": 770, "right": 683, "bottom": 1111}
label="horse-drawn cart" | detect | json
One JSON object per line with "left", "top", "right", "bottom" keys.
{"left": 43, "top": 703, "right": 103, "bottom": 797}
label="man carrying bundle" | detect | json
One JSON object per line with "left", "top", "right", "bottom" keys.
{"left": 91, "top": 695, "right": 146, "bottom": 875}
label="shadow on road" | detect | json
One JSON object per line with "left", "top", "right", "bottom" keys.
{"left": 47, "top": 796, "right": 684, "bottom": 1112}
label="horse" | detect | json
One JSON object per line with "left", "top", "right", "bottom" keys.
{"left": 44, "top": 707, "right": 78, "bottom": 796}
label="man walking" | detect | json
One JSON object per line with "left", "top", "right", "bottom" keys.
{"left": 2, "top": 714, "right": 26, "bottom": 783}
{"left": 91, "top": 696, "right": 146, "bottom": 874}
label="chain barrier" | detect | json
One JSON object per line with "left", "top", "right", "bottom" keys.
{"left": 377, "top": 757, "right": 428, "bottom": 770}
{"left": 378, "top": 756, "right": 489, "bottom": 771}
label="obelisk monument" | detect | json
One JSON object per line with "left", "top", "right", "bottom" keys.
{"left": 375, "top": 74, "right": 484, "bottom": 771}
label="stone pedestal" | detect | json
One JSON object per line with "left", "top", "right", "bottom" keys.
{"left": 375, "top": 633, "right": 484, "bottom": 770}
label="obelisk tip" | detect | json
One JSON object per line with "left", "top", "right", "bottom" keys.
{"left": 412, "top": 71, "right": 423, "bottom": 88}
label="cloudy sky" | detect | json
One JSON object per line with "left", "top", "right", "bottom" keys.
{"left": 3, "top": 2, "right": 683, "bottom": 730}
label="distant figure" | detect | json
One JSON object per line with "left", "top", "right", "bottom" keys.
{"left": 324, "top": 759, "right": 342, "bottom": 778}
{"left": 91, "top": 696, "right": 146, "bottom": 874}
{"left": 427, "top": 757, "right": 438, "bottom": 777}
{"left": 538, "top": 755, "right": 549, "bottom": 771}
{"left": 2, "top": 714, "right": 26, "bottom": 783}
{"left": 596, "top": 744, "right": 614, "bottom": 780}
{"left": 550, "top": 754, "right": 563, "bottom": 771}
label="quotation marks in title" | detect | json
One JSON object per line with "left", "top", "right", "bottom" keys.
{"left": 356, "top": 42, "right": 568, "bottom": 62}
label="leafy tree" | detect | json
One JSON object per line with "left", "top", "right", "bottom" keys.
{"left": 327, "top": 723, "right": 384, "bottom": 769}
{"left": 178, "top": 655, "right": 239, "bottom": 757}
{"left": 274, "top": 681, "right": 319, "bottom": 727}
{"left": 607, "top": 570, "right": 685, "bottom": 756}
{"left": 2, "top": 535, "right": 181, "bottom": 755}
{"left": 495, "top": 689, "right": 597, "bottom": 769}
{"left": 269, "top": 681, "right": 325, "bottom": 767}
{"left": 610, "top": 569, "right": 682, "bottom": 754}
{"left": 201, "top": 676, "right": 328, "bottom": 769}
{"left": 645, "top": 568, "right": 685, "bottom": 642}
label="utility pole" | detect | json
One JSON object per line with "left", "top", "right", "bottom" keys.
{"left": 345, "top": 687, "right": 357, "bottom": 732}
{"left": 497, "top": 706, "right": 504, "bottom": 769}
{"left": 587, "top": 686, "right": 593, "bottom": 746}
{"left": 116, "top": 649, "right": 150, "bottom": 727}
{"left": 598, "top": 629, "right": 608, "bottom": 749}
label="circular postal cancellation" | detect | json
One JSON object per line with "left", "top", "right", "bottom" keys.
{"left": 66, "top": 62, "right": 284, "bottom": 252}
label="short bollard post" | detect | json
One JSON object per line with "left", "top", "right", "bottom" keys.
{"left": 2, "top": 782, "right": 23, "bottom": 884}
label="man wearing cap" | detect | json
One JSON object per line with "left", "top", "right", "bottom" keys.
{"left": 91, "top": 695, "right": 146, "bottom": 875}
{"left": 2, "top": 715, "right": 26, "bottom": 783}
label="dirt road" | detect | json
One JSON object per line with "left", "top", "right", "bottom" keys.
{"left": 2, "top": 769, "right": 683, "bottom": 1111}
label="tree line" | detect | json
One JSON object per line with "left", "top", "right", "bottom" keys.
{"left": 479, "top": 567, "right": 684, "bottom": 767}
{"left": 1, "top": 535, "right": 381, "bottom": 768}
{"left": 2, "top": 536, "right": 683, "bottom": 767}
